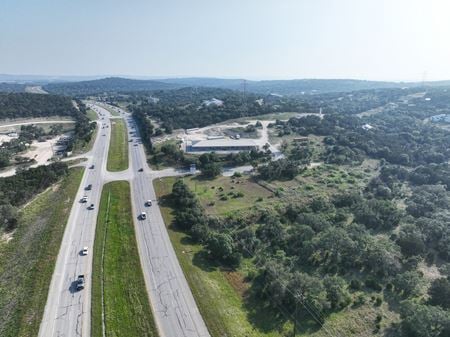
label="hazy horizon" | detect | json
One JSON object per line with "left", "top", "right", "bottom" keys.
{"left": 2, "top": 0, "right": 450, "bottom": 81}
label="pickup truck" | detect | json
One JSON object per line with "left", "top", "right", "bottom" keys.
{"left": 76, "top": 275, "right": 85, "bottom": 291}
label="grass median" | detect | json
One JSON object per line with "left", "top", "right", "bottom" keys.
{"left": 0, "top": 168, "right": 84, "bottom": 337}
{"left": 91, "top": 181, "right": 158, "bottom": 337}
{"left": 107, "top": 119, "right": 128, "bottom": 171}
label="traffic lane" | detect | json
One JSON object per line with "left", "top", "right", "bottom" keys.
{"left": 39, "top": 107, "right": 112, "bottom": 337}
{"left": 131, "top": 167, "right": 208, "bottom": 336}
{"left": 117, "top": 104, "right": 210, "bottom": 336}
{"left": 55, "top": 117, "right": 109, "bottom": 335}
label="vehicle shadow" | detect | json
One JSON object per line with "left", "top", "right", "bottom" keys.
{"left": 69, "top": 280, "right": 79, "bottom": 294}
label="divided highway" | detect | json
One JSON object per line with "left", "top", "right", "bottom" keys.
{"left": 39, "top": 103, "right": 210, "bottom": 337}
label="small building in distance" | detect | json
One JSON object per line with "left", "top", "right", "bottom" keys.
{"left": 293, "top": 137, "right": 309, "bottom": 144}
{"left": 430, "top": 114, "right": 450, "bottom": 123}
{"left": 185, "top": 138, "right": 258, "bottom": 153}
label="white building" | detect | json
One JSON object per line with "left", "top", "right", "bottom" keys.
{"left": 185, "top": 138, "right": 258, "bottom": 153}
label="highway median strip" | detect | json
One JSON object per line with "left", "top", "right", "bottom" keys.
{"left": 91, "top": 181, "right": 158, "bottom": 337}
{"left": 107, "top": 119, "right": 129, "bottom": 172}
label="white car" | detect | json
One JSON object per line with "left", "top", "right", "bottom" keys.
{"left": 82, "top": 247, "right": 88, "bottom": 255}
{"left": 140, "top": 212, "right": 147, "bottom": 220}
{"left": 146, "top": 200, "right": 152, "bottom": 207}
{"left": 80, "top": 196, "right": 88, "bottom": 203}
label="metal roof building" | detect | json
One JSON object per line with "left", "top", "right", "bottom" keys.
{"left": 186, "top": 138, "right": 258, "bottom": 153}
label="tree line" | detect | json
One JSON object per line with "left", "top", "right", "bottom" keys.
{"left": 0, "top": 162, "right": 69, "bottom": 231}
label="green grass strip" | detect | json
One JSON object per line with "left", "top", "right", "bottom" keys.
{"left": 107, "top": 119, "right": 128, "bottom": 172}
{"left": 91, "top": 181, "right": 158, "bottom": 337}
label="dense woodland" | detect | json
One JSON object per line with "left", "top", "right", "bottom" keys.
{"left": 127, "top": 87, "right": 316, "bottom": 130}
{"left": 164, "top": 86, "right": 450, "bottom": 336}
{"left": 0, "top": 93, "right": 76, "bottom": 119}
{"left": 44, "top": 77, "right": 180, "bottom": 96}
{"left": 0, "top": 83, "right": 26, "bottom": 93}
{"left": 40, "top": 76, "right": 450, "bottom": 96}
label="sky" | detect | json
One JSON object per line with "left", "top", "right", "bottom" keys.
{"left": 1, "top": 0, "right": 450, "bottom": 81}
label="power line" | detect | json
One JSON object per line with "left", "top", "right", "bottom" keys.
{"left": 234, "top": 237, "right": 346, "bottom": 337}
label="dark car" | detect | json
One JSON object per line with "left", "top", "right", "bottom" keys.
{"left": 138, "top": 168, "right": 143, "bottom": 172}
{"left": 85, "top": 184, "right": 92, "bottom": 191}
{"left": 76, "top": 274, "right": 85, "bottom": 291}
{"left": 88, "top": 203, "right": 94, "bottom": 210}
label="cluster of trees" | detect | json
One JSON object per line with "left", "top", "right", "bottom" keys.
{"left": 72, "top": 100, "right": 96, "bottom": 148}
{"left": 0, "top": 162, "right": 68, "bottom": 231}
{"left": 171, "top": 180, "right": 241, "bottom": 265}
{"left": 368, "top": 164, "right": 450, "bottom": 263}
{"left": 132, "top": 109, "right": 154, "bottom": 151}
{"left": 0, "top": 83, "right": 25, "bottom": 93}
{"left": 127, "top": 87, "right": 317, "bottom": 130}
{"left": 0, "top": 93, "right": 77, "bottom": 119}
{"left": 44, "top": 77, "right": 178, "bottom": 96}
{"left": 278, "top": 109, "right": 450, "bottom": 167}
{"left": 169, "top": 173, "right": 450, "bottom": 334}
{"left": 257, "top": 158, "right": 300, "bottom": 181}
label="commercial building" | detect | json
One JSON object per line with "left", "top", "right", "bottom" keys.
{"left": 185, "top": 138, "right": 258, "bottom": 153}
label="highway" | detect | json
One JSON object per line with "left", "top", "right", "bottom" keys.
{"left": 121, "top": 109, "right": 210, "bottom": 337}
{"left": 38, "top": 106, "right": 112, "bottom": 337}
{"left": 39, "top": 103, "right": 210, "bottom": 337}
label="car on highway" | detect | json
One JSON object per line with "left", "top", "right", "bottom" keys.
{"left": 76, "top": 275, "right": 85, "bottom": 291}
{"left": 80, "top": 196, "right": 88, "bottom": 203}
{"left": 139, "top": 212, "right": 147, "bottom": 220}
{"left": 138, "top": 168, "right": 143, "bottom": 172}
{"left": 81, "top": 247, "right": 88, "bottom": 255}
{"left": 85, "top": 184, "right": 92, "bottom": 191}
{"left": 146, "top": 200, "right": 152, "bottom": 206}
{"left": 88, "top": 203, "right": 95, "bottom": 210}
{"left": 90, "top": 165, "right": 95, "bottom": 169}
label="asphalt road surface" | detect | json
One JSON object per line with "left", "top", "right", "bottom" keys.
{"left": 122, "top": 109, "right": 210, "bottom": 337}
{"left": 38, "top": 106, "right": 112, "bottom": 337}
{"left": 39, "top": 103, "right": 209, "bottom": 337}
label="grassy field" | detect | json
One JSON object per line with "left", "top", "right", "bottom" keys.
{"left": 159, "top": 175, "right": 275, "bottom": 216}
{"left": 107, "top": 119, "right": 128, "bottom": 171}
{"left": 91, "top": 181, "right": 158, "bottom": 337}
{"left": 86, "top": 108, "right": 98, "bottom": 121}
{"left": 0, "top": 168, "right": 84, "bottom": 337}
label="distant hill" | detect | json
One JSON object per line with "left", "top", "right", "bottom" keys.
{"left": 44, "top": 77, "right": 182, "bottom": 96}
{"left": 161, "top": 78, "right": 450, "bottom": 95}
{"left": 41, "top": 76, "right": 450, "bottom": 97}
{"left": 0, "top": 83, "right": 26, "bottom": 93}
